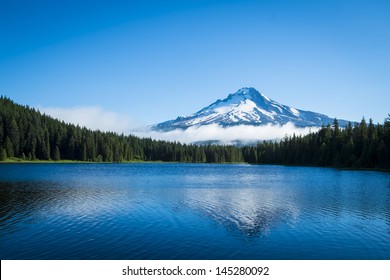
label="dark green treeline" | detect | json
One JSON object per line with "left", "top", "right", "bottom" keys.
{"left": 0, "top": 96, "right": 243, "bottom": 163}
{"left": 1, "top": 96, "right": 389, "bottom": 169}
{"left": 242, "top": 117, "right": 390, "bottom": 169}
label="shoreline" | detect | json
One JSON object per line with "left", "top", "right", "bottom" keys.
{"left": 1, "top": 157, "right": 389, "bottom": 172}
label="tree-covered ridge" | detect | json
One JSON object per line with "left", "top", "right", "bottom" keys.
{"left": 0, "top": 96, "right": 389, "bottom": 169}
{"left": 243, "top": 117, "right": 390, "bottom": 169}
{"left": 0, "top": 96, "right": 243, "bottom": 163}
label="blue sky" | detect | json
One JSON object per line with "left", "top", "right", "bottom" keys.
{"left": 1, "top": 0, "right": 389, "bottom": 132}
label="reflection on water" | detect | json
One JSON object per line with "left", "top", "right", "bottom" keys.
{"left": 183, "top": 188, "right": 300, "bottom": 237}
{"left": 0, "top": 163, "right": 389, "bottom": 259}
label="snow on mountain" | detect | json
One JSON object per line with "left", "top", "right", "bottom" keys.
{"left": 152, "top": 87, "right": 350, "bottom": 131}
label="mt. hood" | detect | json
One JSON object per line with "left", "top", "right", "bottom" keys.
{"left": 153, "top": 87, "right": 349, "bottom": 131}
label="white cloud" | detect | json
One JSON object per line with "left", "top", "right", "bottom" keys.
{"left": 133, "top": 123, "right": 319, "bottom": 144}
{"left": 39, "top": 106, "right": 134, "bottom": 134}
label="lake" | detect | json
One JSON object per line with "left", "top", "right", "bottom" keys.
{"left": 0, "top": 163, "right": 389, "bottom": 260}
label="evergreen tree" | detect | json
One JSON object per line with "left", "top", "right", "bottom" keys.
{"left": 4, "top": 136, "right": 14, "bottom": 157}
{"left": 53, "top": 145, "right": 61, "bottom": 161}
{"left": 0, "top": 148, "right": 6, "bottom": 161}
{"left": 8, "top": 117, "right": 20, "bottom": 156}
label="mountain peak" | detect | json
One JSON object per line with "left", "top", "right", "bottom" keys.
{"left": 237, "top": 87, "right": 258, "bottom": 94}
{"left": 232, "top": 87, "right": 270, "bottom": 100}
{"left": 152, "top": 87, "right": 350, "bottom": 130}
{"left": 210, "top": 87, "right": 271, "bottom": 111}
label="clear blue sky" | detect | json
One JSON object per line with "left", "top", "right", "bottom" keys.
{"left": 1, "top": 0, "right": 389, "bottom": 131}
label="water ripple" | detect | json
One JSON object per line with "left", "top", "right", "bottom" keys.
{"left": 1, "top": 164, "right": 389, "bottom": 259}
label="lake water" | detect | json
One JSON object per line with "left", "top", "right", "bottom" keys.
{"left": 0, "top": 163, "right": 389, "bottom": 260}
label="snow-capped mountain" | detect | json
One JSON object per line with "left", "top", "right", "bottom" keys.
{"left": 153, "top": 87, "right": 350, "bottom": 131}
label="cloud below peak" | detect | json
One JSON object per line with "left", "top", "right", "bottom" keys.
{"left": 133, "top": 123, "right": 319, "bottom": 145}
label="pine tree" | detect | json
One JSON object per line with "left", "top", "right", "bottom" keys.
{"left": 0, "top": 148, "right": 6, "bottom": 161}
{"left": 8, "top": 118, "right": 20, "bottom": 156}
{"left": 53, "top": 145, "right": 61, "bottom": 161}
{"left": 4, "top": 136, "right": 14, "bottom": 157}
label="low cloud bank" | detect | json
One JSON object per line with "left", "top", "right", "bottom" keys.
{"left": 39, "top": 106, "right": 134, "bottom": 134}
{"left": 133, "top": 123, "right": 319, "bottom": 144}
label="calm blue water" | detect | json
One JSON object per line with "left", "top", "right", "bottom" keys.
{"left": 0, "top": 163, "right": 389, "bottom": 260}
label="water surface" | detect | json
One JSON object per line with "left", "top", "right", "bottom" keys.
{"left": 0, "top": 163, "right": 389, "bottom": 259}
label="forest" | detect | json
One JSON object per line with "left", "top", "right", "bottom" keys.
{"left": 0, "top": 96, "right": 389, "bottom": 169}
